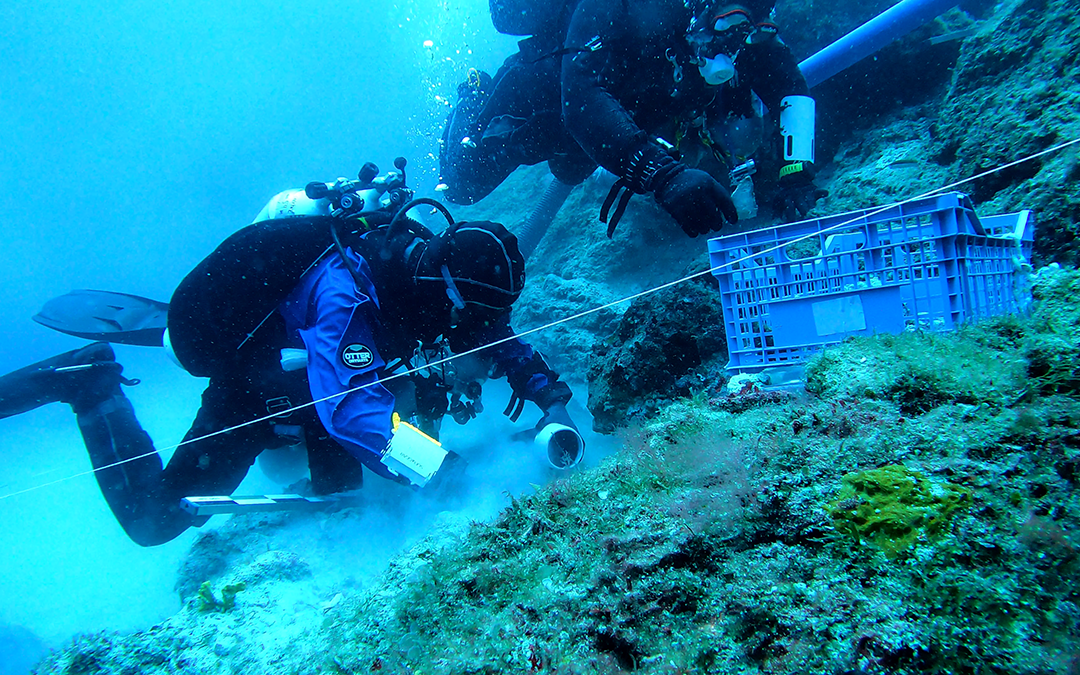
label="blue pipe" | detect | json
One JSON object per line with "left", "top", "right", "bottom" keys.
{"left": 798, "top": 0, "right": 959, "bottom": 88}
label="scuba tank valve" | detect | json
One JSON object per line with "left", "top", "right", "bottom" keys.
{"left": 303, "top": 158, "right": 414, "bottom": 221}
{"left": 252, "top": 159, "right": 414, "bottom": 225}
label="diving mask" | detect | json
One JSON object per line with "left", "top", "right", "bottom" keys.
{"left": 688, "top": 6, "right": 778, "bottom": 84}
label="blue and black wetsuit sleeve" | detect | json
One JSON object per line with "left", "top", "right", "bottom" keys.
{"left": 502, "top": 350, "right": 573, "bottom": 421}
{"left": 279, "top": 249, "right": 406, "bottom": 483}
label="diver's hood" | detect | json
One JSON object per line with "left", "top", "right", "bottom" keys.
{"left": 414, "top": 221, "right": 525, "bottom": 312}
{"left": 361, "top": 218, "right": 525, "bottom": 350}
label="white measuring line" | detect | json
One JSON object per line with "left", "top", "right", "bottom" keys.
{"left": 2, "top": 136, "right": 1077, "bottom": 502}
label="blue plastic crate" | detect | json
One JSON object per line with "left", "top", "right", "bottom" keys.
{"left": 707, "top": 192, "right": 1034, "bottom": 374}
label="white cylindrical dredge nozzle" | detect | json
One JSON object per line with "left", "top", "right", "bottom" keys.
{"left": 535, "top": 423, "right": 585, "bottom": 469}
{"left": 779, "top": 95, "right": 816, "bottom": 163}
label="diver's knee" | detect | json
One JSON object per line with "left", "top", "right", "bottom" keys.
{"left": 549, "top": 155, "right": 598, "bottom": 186}
{"left": 123, "top": 516, "right": 193, "bottom": 548}
{"left": 120, "top": 505, "right": 200, "bottom": 547}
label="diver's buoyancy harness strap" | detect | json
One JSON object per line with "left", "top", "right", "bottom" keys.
{"left": 329, "top": 218, "right": 370, "bottom": 290}
{"left": 601, "top": 141, "right": 681, "bottom": 238}
{"left": 600, "top": 178, "right": 637, "bottom": 238}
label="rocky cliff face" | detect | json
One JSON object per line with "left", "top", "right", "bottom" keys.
{"left": 803, "top": 0, "right": 1080, "bottom": 266}
{"left": 586, "top": 281, "right": 728, "bottom": 433}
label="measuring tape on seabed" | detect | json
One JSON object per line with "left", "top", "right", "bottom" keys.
{"left": 1, "top": 136, "right": 1078, "bottom": 503}
{"left": 179, "top": 494, "right": 361, "bottom": 516}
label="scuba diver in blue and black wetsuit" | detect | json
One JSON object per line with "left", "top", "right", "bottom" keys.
{"left": 440, "top": 0, "right": 826, "bottom": 238}
{"left": 0, "top": 160, "right": 581, "bottom": 547}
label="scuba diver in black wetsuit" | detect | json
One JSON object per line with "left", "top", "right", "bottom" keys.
{"left": 437, "top": 22, "right": 599, "bottom": 206}
{"left": 439, "top": 0, "right": 826, "bottom": 238}
{"left": 0, "top": 161, "right": 582, "bottom": 547}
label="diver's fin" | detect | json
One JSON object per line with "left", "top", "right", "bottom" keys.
{"left": 33, "top": 290, "right": 169, "bottom": 347}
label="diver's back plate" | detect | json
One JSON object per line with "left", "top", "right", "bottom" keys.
{"left": 33, "top": 289, "right": 169, "bottom": 347}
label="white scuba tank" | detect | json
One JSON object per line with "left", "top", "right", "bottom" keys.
{"left": 252, "top": 189, "right": 332, "bottom": 224}
{"left": 251, "top": 184, "right": 395, "bottom": 224}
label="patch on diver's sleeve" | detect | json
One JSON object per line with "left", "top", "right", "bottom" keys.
{"left": 341, "top": 343, "right": 374, "bottom": 369}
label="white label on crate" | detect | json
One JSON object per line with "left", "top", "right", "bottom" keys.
{"left": 812, "top": 295, "right": 867, "bottom": 336}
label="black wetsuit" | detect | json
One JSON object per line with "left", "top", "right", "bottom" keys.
{"left": 440, "top": 0, "right": 807, "bottom": 204}
{"left": 78, "top": 218, "right": 370, "bottom": 546}
{"left": 439, "top": 36, "right": 598, "bottom": 205}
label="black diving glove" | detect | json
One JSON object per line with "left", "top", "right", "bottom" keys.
{"left": 774, "top": 161, "right": 828, "bottom": 222}
{"left": 604, "top": 143, "right": 737, "bottom": 238}
{"left": 413, "top": 374, "right": 450, "bottom": 420}
{"left": 503, "top": 352, "right": 572, "bottom": 423}
{"left": 653, "top": 164, "right": 739, "bottom": 237}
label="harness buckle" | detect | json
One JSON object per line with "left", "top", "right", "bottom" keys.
{"left": 266, "top": 396, "right": 293, "bottom": 418}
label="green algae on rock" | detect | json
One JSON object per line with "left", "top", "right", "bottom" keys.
{"left": 828, "top": 465, "right": 972, "bottom": 558}
{"left": 803, "top": 324, "right": 1030, "bottom": 414}
{"left": 195, "top": 581, "right": 247, "bottom": 613}
{"left": 1024, "top": 265, "right": 1080, "bottom": 395}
